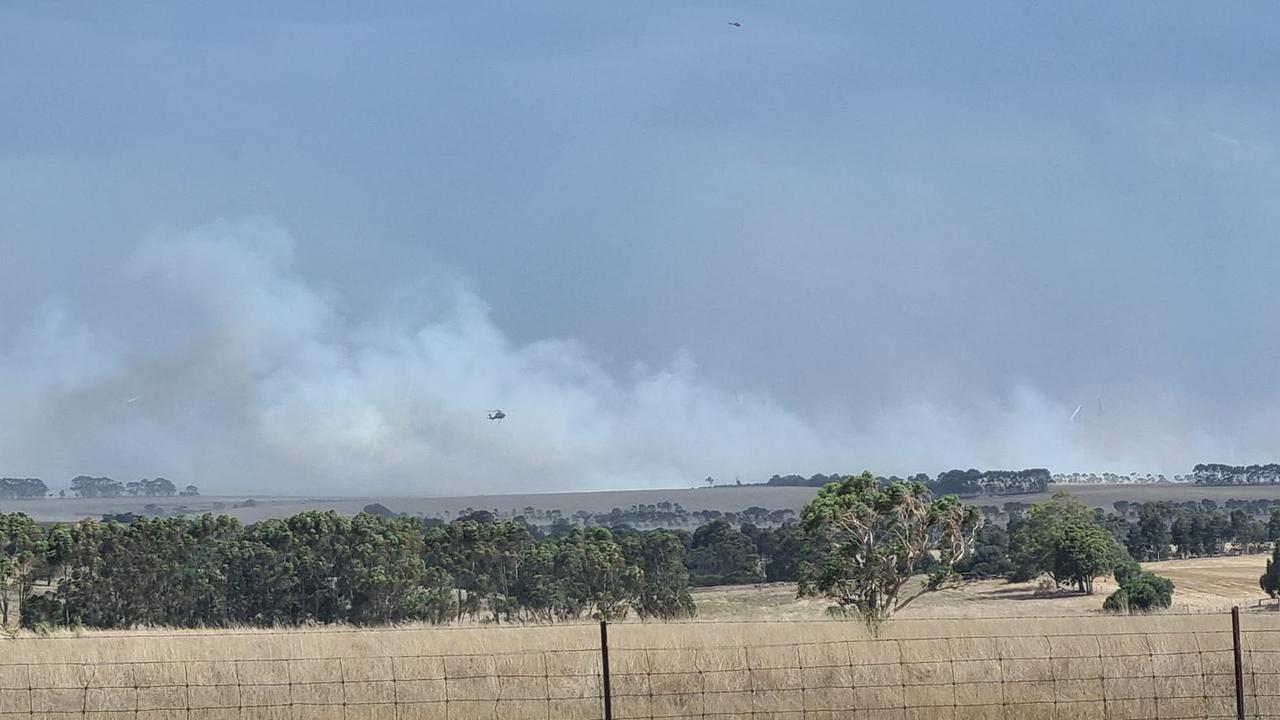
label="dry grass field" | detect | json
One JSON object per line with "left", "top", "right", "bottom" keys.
{"left": 7, "top": 482, "right": 1280, "bottom": 525}
{"left": 692, "top": 553, "right": 1278, "bottom": 621}
{"left": 4, "top": 554, "right": 1280, "bottom": 719}
{"left": 3, "top": 614, "right": 1279, "bottom": 719}
{"left": 0, "top": 486, "right": 822, "bottom": 524}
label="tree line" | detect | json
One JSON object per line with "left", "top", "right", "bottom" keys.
{"left": 954, "top": 492, "right": 1280, "bottom": 611}
{"left": 956, "top": 494, "right": 1176, "bottom": 604}
{"left": 931, "top": 468, "right": 1051, "bottom": 496}
{"left": 0, "top": 476, "right": 199, "bottom": 499}
{"left": 765, "top": 462, "right": 1280, "bottom": 492}
{"left": 0, "top": 510, "right": 698, "bottom": 629}
{"left": 962, "top": 497, "right": 1280, "bottom": 578}
{"left": 374, "top": 507, "right": 808, "bottom": 588}
{"left": 364, "top": 501, "right": 798, "bottom": 531}
{"left": 0, "top": 478, "right": 48, "bottom": 500}
{"left": 765, "top": 469, "right": 1049, "bottom": 497}
{"left": 69, "top": 475, "right": 199, "bottom": 498}
{"left": 11, "top": 473, "right": 1280, "bottom": 630}
{"left": 0, "top": 506, "right": 819, "bottom": 629}
{"left": 1192, "top": 463, "right": 1280, "bottom": 485}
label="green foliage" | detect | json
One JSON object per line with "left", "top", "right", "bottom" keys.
{"left": 1261, "top": 543, "right": 1280, "bottom": 599}
{"left": 686, "top": 519, "right": 763, "bottom": 586}
{"left": 0, "top": 513, "right": 45, "bottom": 626}
{"left": 1113, "top": 558, "right": 1142, "bottom": 586}
{"left": 1118, "top": 500, "right": 1269, "bottom": 561}
{"left": 19, "top": 594, "right": 62, "bottom": 630}
{"left": 1007, "top": 493, "right": 1125, "bottom": 593}
{"left": 124, "top": 478, "right": 176, "bottom": 497}
{"left": 1125, "top": 572, "right": 1174, "bottom": 610}
{"left": 0, "top": 478, "right": 48, "bottom": 500}
{"left": 69, "top": 476, "right": 124, "bottom": 498}
{"left": 623, "top": 530, "right": 696, "bottom": 620}
{"left": 1105, "top": 571, "right": 1174, "bottom": 613}
{"left": 757, "top": 523, "right": 812, "bottom": 582}
{"left": 1053, "top": 523, "right": 1124, "bottom": 594}
{"left": 798, "top": 472, "right": 979, "bottom": 622}
{"left": 1097, "top": 511, "right": 1134, "bottom": 548}
{"left": 955, "top": 521, "right": 1013, "bottom": 578}
{"left": 0, "top": 507, "right": 698, "bottom": 629}
{"left": 931, "top": 468, "right": 1050, "bottom": 497}
{"left": 1128, "top": 502, "right": 1173, "bottom": 561}
{"left": 1102, "top": 588, "right": 1129, "bottom": 612}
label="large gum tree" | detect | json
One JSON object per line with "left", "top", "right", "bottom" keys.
{"left": 799, "top": 472, "right": 979, "bottom": 622}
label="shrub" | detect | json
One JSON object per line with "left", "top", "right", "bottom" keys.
{"left": 1104, "top": 571, "right": 1174, "bottom": 613}
{"left": 1113, "top": 558, "right": 1142, "bottom": 585}
{"left": 20, "top": 595, "right": 64, "bottom": 629}
{"left": 1261, "top": 543, "right": 1280, "bottom": 598}
{"left": 1102, "top": 588, "right": 1130, "bottom": 613}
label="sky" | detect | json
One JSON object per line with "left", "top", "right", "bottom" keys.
{"left": 3, "top": 2, "right": 1280, "bottom": 494}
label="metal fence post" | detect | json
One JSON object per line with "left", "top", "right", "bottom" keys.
{"left": 600, "top": 620, "right": 613, "bottom": 720}
{"left": 1233, "top": 605, "right": 1246, "bottom": 720}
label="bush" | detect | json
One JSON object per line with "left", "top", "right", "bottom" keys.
{"left": 1262, "top": 543, "right": 1280, "bottom": 598}
{"left": 20, "top": 595, "right": 64, "bottom": 629}
{"left": 1113, "top": 558, "right": 1142, "bottom": 585}
{"left": 1104, "top": 571, "right": 1174, "bottom": 613}
{"left": 1102, "top": 588, "right": 1130, "bottom": 612}
{"left": 1125, "top": 572, "right": 1174, "bottom": 610}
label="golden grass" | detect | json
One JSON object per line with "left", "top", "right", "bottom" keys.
{"left": 3, "top": 614, "right": 1280, "bottom": 719}
{"left": 691, "top": 553, "right": 1277, "bottom": 622}
{"left": 4, "top": 554, "right": 1280, "bottom": 719}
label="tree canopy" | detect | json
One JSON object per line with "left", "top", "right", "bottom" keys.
{"left": 798, "top": 472, "right": 979, "bottom": 622}
{"left": 1105, "top": 569, "right": 1174, "bottom": 613}
{"left": 1262, "top": 543, "right": 1280, "bottom": 600}
{"left": 0, "top": 513, "right": 44, "bottom": 626}
{"left": 1006, "top": 493, "right": 1126, "bottom": 594}
{"left": 0, "top": 478, "right": 48, "bottom": 500}
{"left": 6, "top": 510, "right": 697, "bottom": 629}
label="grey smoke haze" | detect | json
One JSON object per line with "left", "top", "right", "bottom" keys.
{"left": 2, "top": 3, "right": 1279, "bottom": 493}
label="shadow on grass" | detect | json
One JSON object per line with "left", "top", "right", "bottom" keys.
{"left": 974, "top": 584, "right": 1085, "bottom": 601}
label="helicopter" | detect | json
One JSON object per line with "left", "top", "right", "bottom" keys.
{"left": 487, "top": 410, "right": 506, "bottom": 422}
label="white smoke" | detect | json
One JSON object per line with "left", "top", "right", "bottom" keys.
{"left": 0, "top": 219, "right": 1231, "bottom": 494}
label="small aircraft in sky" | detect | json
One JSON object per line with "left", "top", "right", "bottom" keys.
{"left": 728, "top": 21, "right": 742, "bottom": 27}
{"left": 487, "top": 410, "right": 506, "bottom": 422}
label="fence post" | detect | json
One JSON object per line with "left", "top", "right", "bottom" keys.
{"left": 600, "top": 620, "right": 613, "bottom": 720}
{"left": 1233, "top": 605, "right": 1246, "bottom": 720}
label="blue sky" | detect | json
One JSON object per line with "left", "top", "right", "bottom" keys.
{"left": 2, "top": 3, "right": 1279, "bottom": 492}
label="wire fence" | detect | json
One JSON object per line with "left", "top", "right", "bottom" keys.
{"left": 1, "top": 610, "right": 1277, "bottom": 719}
{"left": 0, "top": 647, "right": 604, "bottom": 719}
{"left": 610, "top": 632, "right": 1246, "bottom": 719}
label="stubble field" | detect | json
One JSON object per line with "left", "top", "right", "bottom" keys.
{"left": 7, "top": 482, "right": 1280, "bottom": 524}
{"left": 4, "top": 554, "right": 1280, "bottom": 719}
{"left": 0, "top": 486, "right": 821, "bottom": 524}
